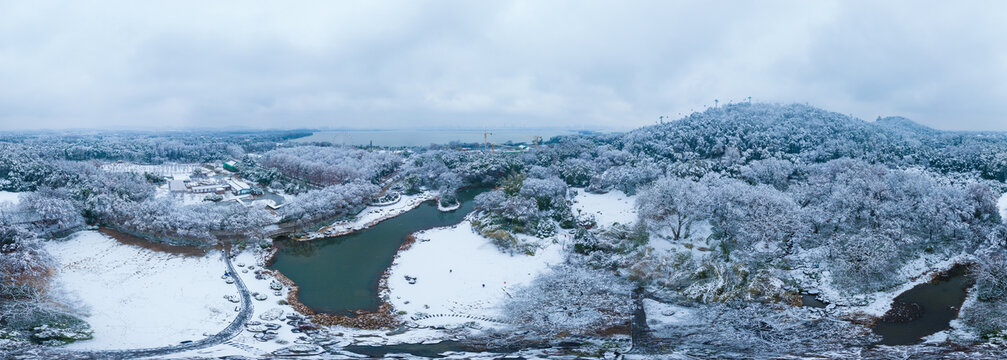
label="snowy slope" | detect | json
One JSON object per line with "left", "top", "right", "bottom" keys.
{"left": 387, "top": 221, "right": 564, "bottom": 326}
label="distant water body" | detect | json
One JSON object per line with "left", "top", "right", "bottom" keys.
{"left": 293, "top": 129, "right": 604, "bottom": 147}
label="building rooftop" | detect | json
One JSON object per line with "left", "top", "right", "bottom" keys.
{"left": 227, "top": 179, "right": 250, "bottom": 190}
{"left": 168, "top": 180, "right": 186, "bottom": 192}
{"left": 191, "top": 184, "right": 226, "bottom": 191}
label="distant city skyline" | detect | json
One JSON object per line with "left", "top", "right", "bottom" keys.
{"left": 1, "top": 1, "right": 1005, "bottom": 131}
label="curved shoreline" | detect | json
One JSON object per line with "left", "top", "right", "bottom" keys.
{"left": 48, "top": 188, "right": 484, "bottom": 356}
{"left": 265, "top": 207, "right": 479, "bottom": 330}
{"left": 295, "top": 192, "right": 435, "bottom": 241}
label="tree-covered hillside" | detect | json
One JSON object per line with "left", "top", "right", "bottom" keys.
{"left": 4, "top": 104, "right": 1007, "bottom": 356}
{"left": 620, "top": 103, "right": 1007, "bottom": 181}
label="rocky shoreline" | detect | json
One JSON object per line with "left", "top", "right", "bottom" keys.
{"left": 269, "top": 270, "right": 401, "bottom": 330}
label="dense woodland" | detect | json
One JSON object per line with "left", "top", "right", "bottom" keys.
{"left": 4, "top": 103, "right": 1007, "bottom": 355}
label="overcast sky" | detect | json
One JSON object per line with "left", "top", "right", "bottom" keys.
{"left": 1, "top": 1, "right": 1005, "bottom": 131}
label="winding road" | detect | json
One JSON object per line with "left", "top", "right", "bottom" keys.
{"left": 55, "top": 248, "right": 254, "bottom": 359}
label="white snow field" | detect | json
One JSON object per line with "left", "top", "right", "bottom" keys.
{"left": 47, "top": 231, "right": 236, "bottom": 350}
{"left": 387, "top": 220, "right": 564, "bottom": 327}
{"left": 0, "top": 191, "right": 20, "bottom": 205}
{"left": 571, "top": 189, "right": 637, "bottom": 228}
{"left": 643, "top": 299, "right": 697, "bottom": 327}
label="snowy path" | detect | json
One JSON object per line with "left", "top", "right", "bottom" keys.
{"left": 55, "top": 249, "right": 253, "bottom": 359}
{"left": 628, "top": 287, "right": 653, "bottom": 354}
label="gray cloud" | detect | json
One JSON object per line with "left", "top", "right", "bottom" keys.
{"left": 1, "top": 0, "right": 1005, "bottom": 131}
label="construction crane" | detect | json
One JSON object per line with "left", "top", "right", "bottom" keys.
{"left": 483, "top": 131, "right": 494, "bottom": 152}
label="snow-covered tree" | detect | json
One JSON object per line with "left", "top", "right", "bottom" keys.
{"left": 637, "top": 177, "right": 709, "bottom": 241}
{"left": 829, "top": 230, "right": 899, "bottom": 291}
{"left": 740, "top": 158, "right": 797, "bottom": 190}
{"left": 503, "top": 265, "right": 633, "bottom": 336}
{"left": 261, "top": 146, "right": 400, "bottom": 185}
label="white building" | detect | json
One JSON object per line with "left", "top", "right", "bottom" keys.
{"left": 227, "top": 179, "right": 251, "bottom": 195}
{"left": 168, "top": 180, "right": 187, "bottom": 192}
{"left": 192, "top": 184, "right": 227, "bottom": 193}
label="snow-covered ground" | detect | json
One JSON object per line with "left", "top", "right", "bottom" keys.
{"left": 386, "top": 220, "right": 564, "bottom": 327}
{"left": 643, "top": 299, "right": 698, "bottom": 327}
{"left": 46, "top": 231, "right": 236, "bottom": 350}
{"left": 572, "top": 188, "right": 712, "bottom": 259}
{"left": 154, "top": 183, "right": 212, "bottom": 205}
{"left": 45, "top": 231, "right": 314, "bottom": 356}
{"left": 300, "top": 191, "right": 435, "bottom": 240}
{"left": 999, "top": 191, "right": 1007, "bottom": 223}
{"left": 571, "top": 189, "right": 637, "bottom": 228}
{"left": 101, "top": 163, "right": 201, "bottom": 178}
{"left": 0, "top": 191, "right": 20, "bottom": 205}
{"left": 648, "top": 220, "right": 714, "bottom": 259}
{"left": 176, "top": 251, "right": 306, "bottom": 358}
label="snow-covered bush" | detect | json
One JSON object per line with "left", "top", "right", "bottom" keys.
{"left": 0, "top": 283, "right": 84, "bottom": 335}
{"left": 473, "top": 174, "right": 571, "bottom": 239}
{"left": 961, "top": 300, "right": 1007, "bottom": 337}
{"left": 503, "top": 265, "right": 633, "bottom": 336}
{"left": 973, "top": 252, "right": 1007, "bottom": 302}
{"left": 650, "top": 303, "right": 876, "bottom": 355}
{"left": 961, "top": 253, "right": 1007, "bottom": 336}
{"left": 473, "top": 190, "right": 506, "bottom": 209}
{"left": 590, "top": 162, "right": 661, "bottom": 195}
{"left": 519, "top": 176, "right": 567, "bottom": 210}
{"left": 829, "top": 230, "right": 900, "bottom": 292}
{"left": 0, "top": 238, "right": 52, "bottom": 284}
{"left": 557, "top": 158, "right": 594, "bottom": 186}
{"left": 280, "top": 181, "right": 379, "bottom": 225}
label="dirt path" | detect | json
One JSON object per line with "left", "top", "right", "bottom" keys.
{"left": 628, "top": 286, "right": 654, "bottom": 354}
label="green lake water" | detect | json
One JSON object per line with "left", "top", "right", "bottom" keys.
{"left": 269, "top": 187, "right": 484, "bottom": 314}
{"left": 873, "top": 265, "right": 973, "bottom": 345}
